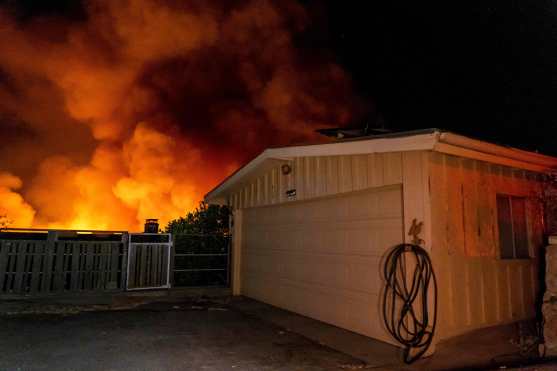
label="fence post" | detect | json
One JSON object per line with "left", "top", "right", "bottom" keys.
{"left": 167, "top": 233, "right": 174, "bottom": 288}
{"left": 167, "top": 233, "right": 172, "bottom": 288}
{"left": 121, "top": 233, "right": 129, "bottom": 290}
{"left": 0, "top": 240, "right": 8, "bottom": 293}
{"left": 53, "top": 232, "right": 66, "bottom": 292}
{"left": 30, "top": 241, "right": 45, "bottom": 294}
{"left": 41, "top": 231, "right": 57, "bottom": 293}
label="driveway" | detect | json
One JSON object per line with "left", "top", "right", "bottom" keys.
{"left": 0, "top": 299, "right": 364, "bottom": 371}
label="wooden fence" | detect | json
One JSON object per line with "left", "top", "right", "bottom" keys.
{"left": 0, "top": 230, "right": 127, "bottom": 295}
{"left": 0, "top": 229, "right": 231, "bottom": 296}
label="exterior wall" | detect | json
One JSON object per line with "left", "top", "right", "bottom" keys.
{"left": 428, "top": 152, "right": 545, "bottom": 340}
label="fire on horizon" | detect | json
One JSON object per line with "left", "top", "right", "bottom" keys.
{"left": 0, "top": 0, "right": 360, "bottom": 230}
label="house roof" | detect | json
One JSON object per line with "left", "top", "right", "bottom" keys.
{"left": 205, "top": 128, "right": 557, "bottom": 203}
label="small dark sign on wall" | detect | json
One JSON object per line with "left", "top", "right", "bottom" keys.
{"left": 286, "top": 189, "right": 297, "bottom": 200}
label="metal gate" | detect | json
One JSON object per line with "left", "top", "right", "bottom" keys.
{"left": 126, "top": 233, "right": 172, "bottom": 290}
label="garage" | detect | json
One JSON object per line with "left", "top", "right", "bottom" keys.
{"left": 205, "top": 129, "right": 555, "bottom": 353}
{"left": 242, "top": 185, "right": 403, "bottom": 343}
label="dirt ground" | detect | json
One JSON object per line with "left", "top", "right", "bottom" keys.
{"left": 0, "top": 299, "right": 365, "bottom": 371}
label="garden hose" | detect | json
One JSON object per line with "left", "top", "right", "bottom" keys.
{"left": 382, "top": 243, "right": 438, "bottom": 364}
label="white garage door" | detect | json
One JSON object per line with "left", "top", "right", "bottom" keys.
{"left": 241, "top": 184, "right": 404, "bottom": 344}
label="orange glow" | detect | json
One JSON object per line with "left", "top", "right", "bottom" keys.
{"left": 0, "top": 0, "right": 358, "bottom": 231}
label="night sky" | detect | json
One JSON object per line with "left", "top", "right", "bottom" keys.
{"left": 4, "top": 0, "right": 557, "bottom": 154}
{"left": 309, "top": 1, "right": 557, "bottom": 154}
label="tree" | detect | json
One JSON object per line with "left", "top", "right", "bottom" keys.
{"left": 165, "top": 202, "right": 230, "bottom": 235}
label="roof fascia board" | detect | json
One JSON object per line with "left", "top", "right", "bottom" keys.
{"left": 434, "top": 142, "right": 549, "bottom": 173}
{"left": 268, "top": 132, "right": 440, "bottom": 159}
{"left": 438, "top": 132, "right": 557, "bottom": 169}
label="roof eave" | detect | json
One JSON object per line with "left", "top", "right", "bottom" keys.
{"left": 204, "top": 130, "right": 441, "bottom": 202}
{"left": 205, "top": 129, "right": 557, "bottom": 204}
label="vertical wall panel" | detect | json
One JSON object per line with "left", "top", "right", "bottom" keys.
{"left": 429, "top": 152, "right": 454, "bottom": 332}
{"left": 461, "top": 159, "right": 479, "bottom": 256}
{"left": 483, "top": 259, "right": 500, "bottom": 324}
{"left": 256, "top": 177, "right": 262, "bottom": 206}
{"left": 401, "top": 151, "right": 429, "bottom": 245}
{"left": 445, "top": 156, "right": 466, "bottom": 256}
{"left": 327, "top": 156, "right": 340, "bottom": 195}
{"left": 294, "top": 158, "right": 304, "bottom": 201}
{"left": 383, "top": 152, "right": 403, "bottom": 185}
{"left": 250, "top": 182, "right": 256, "bottom": 207}
{"left": 263, "top": 173, "right": 269, "bottom": 205}
{"left": 476, "top": 161, "right": 494, "bottom": 256}
{"left": 351, "top": 155, "right": 368, "bottom": 191}
{"left": 278, "top": 164, "right": 287, "bottom": 203}
{"left": 270, "top": 167, "right": 278, "bottom": 204}
{"left": 304, "top": 157, "right": 315, "bottom": 199}
{"left": 368, "top": 153, "right": 384, "bottom": 188}
{"left": 315, "top": 157, "right": 327, "bottom": 197}
{"left": 339, "top": 156, "right": 353, "bottom": 193}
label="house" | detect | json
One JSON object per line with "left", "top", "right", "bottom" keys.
{"left": 205, "top": 128, "right": 557, "bottom": 349}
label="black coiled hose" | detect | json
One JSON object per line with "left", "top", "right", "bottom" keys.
{"left": 382, "top": 243, "right": 438, "bottom": 364}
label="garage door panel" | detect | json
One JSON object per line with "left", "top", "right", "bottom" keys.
{"left": 249, "top": 251, "right": 383, "bottom": 295}
{"left": 242, "top": 185, "right": 403, "bottom": 343}
{"left": 346, "top": 257, "right": 384, "bottom": 294}
{"left": 377, "top": 222, "right": 405, "bottom": 250}
{"left": 242, "top": 250, "right": 283, "bottom": 276}
{"left": 377, "top": 190, "right": 404, "bottom": 218}
{"left": 344, "top": 191, "right": 378, "bottom": 220}
{"left": 278, "top": 278, "right": 388, "bottom": 341}
{"left": 243, "top": 272, "right": 394, "bottom": 344}
{"left": 289, "top": 255, "right": 344, "bottom": 288}
{"left": 243, "top": 272, "right": 278, "bottom": 305}
{"left": 281, "top": 281, "right": 339, "bottom": 324}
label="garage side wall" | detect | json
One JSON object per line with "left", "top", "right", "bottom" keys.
{"left": 429, "top": 152, "right": 545, "bottom": 340}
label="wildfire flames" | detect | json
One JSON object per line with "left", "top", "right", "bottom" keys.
{"left": 0, "top": 0, "right": 358, "bottom": 231}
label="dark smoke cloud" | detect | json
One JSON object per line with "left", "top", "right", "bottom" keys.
{"left": 0, "top": 0, "right": 363, "bottom": 229}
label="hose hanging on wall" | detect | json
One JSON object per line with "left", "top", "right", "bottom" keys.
{"left": 382, "top": 243, "right": 438, "bottom": 364}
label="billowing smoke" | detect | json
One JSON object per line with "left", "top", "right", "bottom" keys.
{"left": 0, "top": 0, "right": 359, "bottom": 230}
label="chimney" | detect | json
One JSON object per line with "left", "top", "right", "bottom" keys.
{"left": 144, "top": 219, "right": 159, "bottom": 233}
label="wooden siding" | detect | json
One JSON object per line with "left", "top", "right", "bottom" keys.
{"left": 429, "top": 152, "right": 545, "bottom": 340}
{"left": 228, "top": 152, "right": 405, "bottom": 210}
